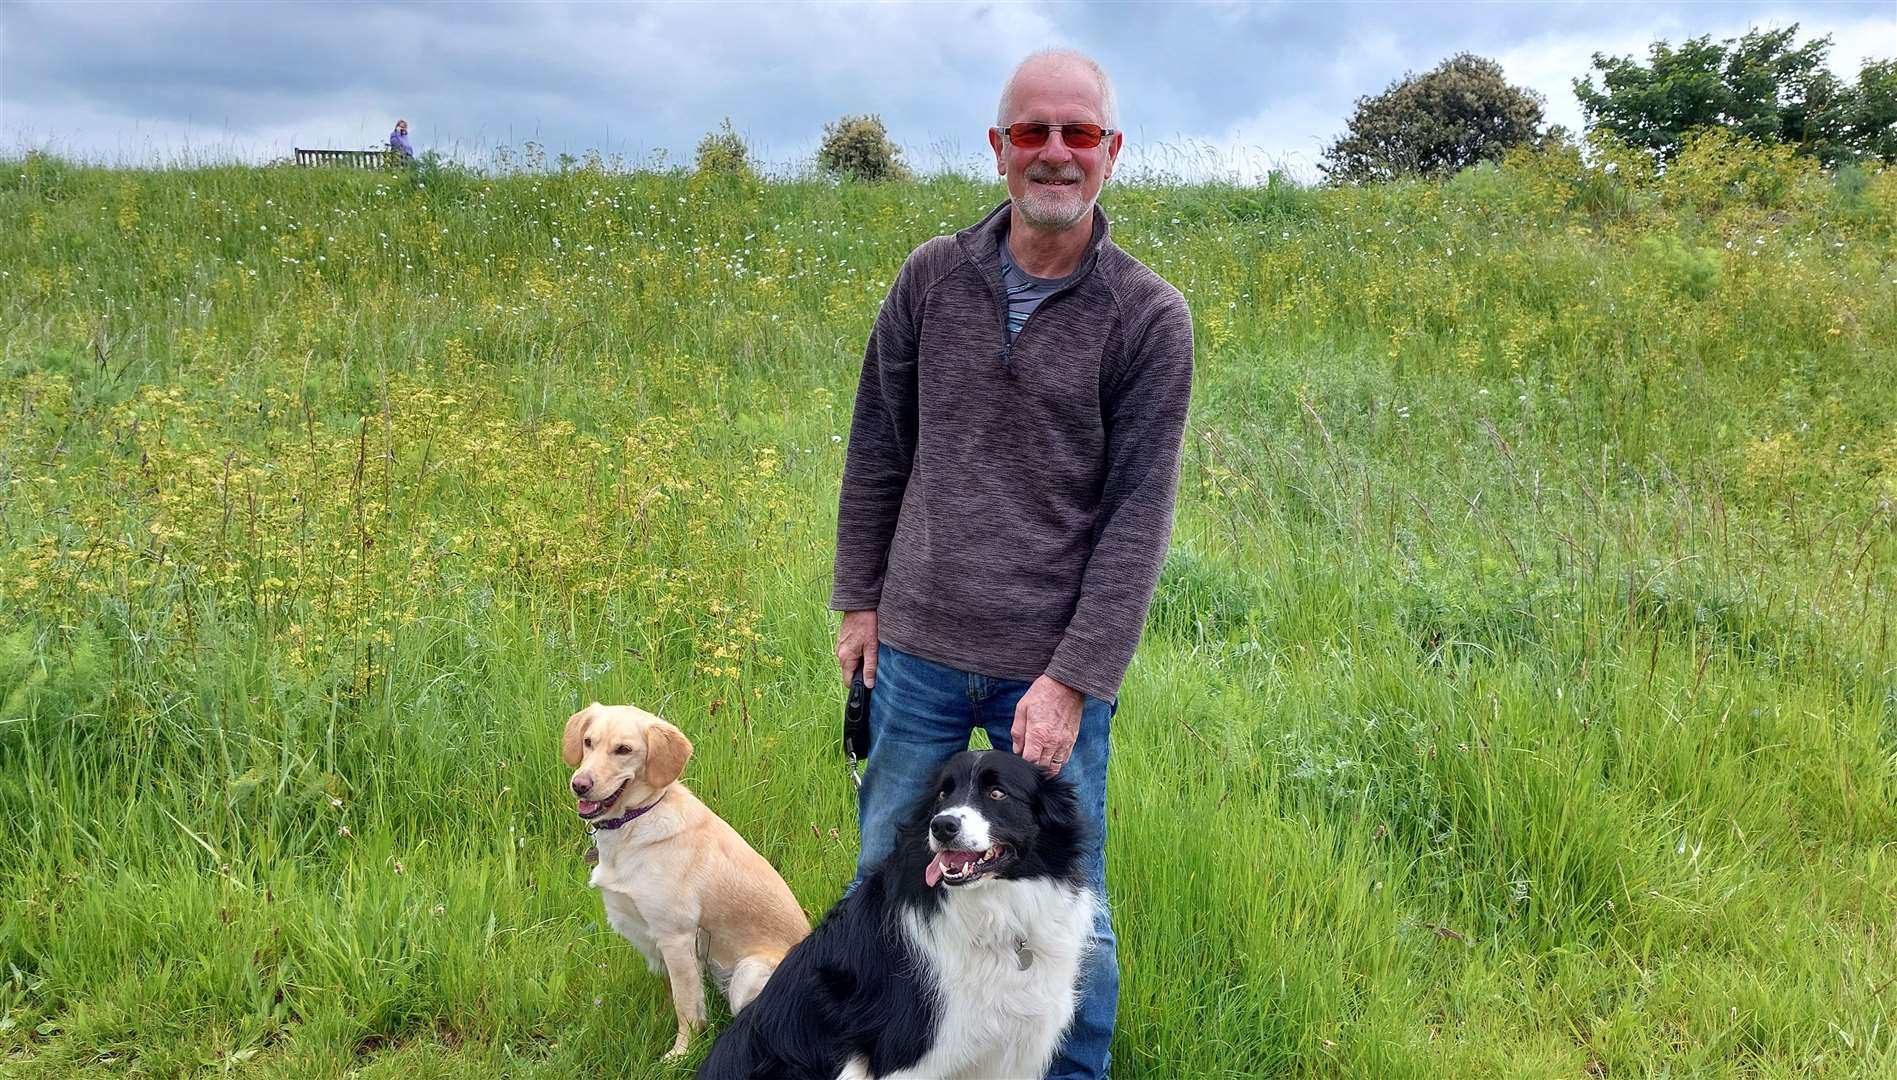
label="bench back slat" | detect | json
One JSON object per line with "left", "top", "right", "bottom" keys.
{"left": 294, "top": 148, "right": 398, "bottom": 169}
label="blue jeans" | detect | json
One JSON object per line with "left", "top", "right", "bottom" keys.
{"left": 854, "top": 643, "right": 1117, "bottom": 1080}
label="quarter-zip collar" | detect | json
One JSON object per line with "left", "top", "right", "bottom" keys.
{"left": 956, "top": 200, "right": 1111, "bottom": 375}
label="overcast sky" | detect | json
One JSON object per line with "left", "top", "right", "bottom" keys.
{"left": 2, "top": 1, "right": 1892, "bottom": 181}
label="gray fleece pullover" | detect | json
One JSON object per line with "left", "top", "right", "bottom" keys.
{"left": 830, "top": 200, "right": 1194, "bottom": 702}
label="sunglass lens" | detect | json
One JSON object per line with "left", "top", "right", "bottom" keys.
{"left": 1008, "top": 123, "right": 1050, "bottom": 148}
{"left": 1064, "top": 124, "right": 1104, "bottom": 148}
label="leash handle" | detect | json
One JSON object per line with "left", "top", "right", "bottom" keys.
{"left": 844, "top": 674, "right": 871, "bottom": 789}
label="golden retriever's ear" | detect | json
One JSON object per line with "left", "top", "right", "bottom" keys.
{"left": 562, "top": 704, "right": 599, "bottom": 768}
{"left": 643, "top": 720, "right": 693, "bottom": 789}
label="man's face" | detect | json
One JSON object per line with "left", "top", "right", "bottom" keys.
{"left": 989, "top": 60, "right": 1122, "bottom": 233}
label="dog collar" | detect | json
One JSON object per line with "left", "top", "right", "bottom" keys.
{"left": 588, "top": 796, "right": 663, "bottom": 832}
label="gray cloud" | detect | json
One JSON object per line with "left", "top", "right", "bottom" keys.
{"left": 2, "top": 0, "right": 1890, "bottom": 178}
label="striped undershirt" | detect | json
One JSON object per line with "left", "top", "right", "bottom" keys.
{"left": 998, "top": 238, "right": 1079, "bottom": 340}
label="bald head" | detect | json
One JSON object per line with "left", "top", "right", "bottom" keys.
{"left": 997, "top": 48, "right": 1118, "bottom": 129}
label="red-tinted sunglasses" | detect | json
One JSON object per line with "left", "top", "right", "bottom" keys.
{"left": 1001, "top": 122, "right": 1115, "bottom": 150}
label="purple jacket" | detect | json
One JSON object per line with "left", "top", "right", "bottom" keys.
{"left": 389, "top": 128, "right": 413, "bottom": 159}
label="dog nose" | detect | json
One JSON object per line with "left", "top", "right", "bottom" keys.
{"left": 571, "top": 775, "right": 591, "bottom": 797}
{"left": 930, "top": 814, "right": 960, "bottom": 843}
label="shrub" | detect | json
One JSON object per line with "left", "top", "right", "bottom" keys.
{"left": 1833, "top": 163, "right": 1873, "bottom": 207}
{"left": 1638, "top": 235, "right": 1723, "bottom": 301}
{"left": 817, "top": 114, "right": 910, "bottom": 182}
{"left": 1225, "top": 170, "right": 1322, "bottom": 224}
{"left": 695, "top": 117, "right": 754, "bottom": 180}
{"left": 1493, "top": 130, "right": 1650, "bottom": 222}
{"left": 408, "top": 150, "right": 477, "bottom": 199}
{"left": 0, "top": 624, "right": 108, "bottom": 760}
{"left": 1660, "top": 128, "right": 1822, "bottom": 212}
{"left": 1865, "top": 167, "right": 1897, "bottom": 238}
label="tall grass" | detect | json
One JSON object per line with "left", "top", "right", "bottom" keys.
{"left": 2, "top": 146, "right": 1895, "bottom": 1077}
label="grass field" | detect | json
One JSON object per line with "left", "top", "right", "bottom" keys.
{"left": 3, "top": 143, "right": 1896, "bottom": 1077}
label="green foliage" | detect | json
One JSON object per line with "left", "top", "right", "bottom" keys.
{"left": 1148, "top": 549, "right": 1265, "bottom": 645}
{"left": 1660, "top": 127, "right": 1824, "bottom": 211}
{"left": 1867, "top": 167, "right": 1897, "bottom": 239}
{"left": 1225, "top": 169, "right": 1324, "bottom": 224}
{"left": 1846, "top": 58, "right": 1897, "bottom": 163}
{"left": 1576, "top": 25, "right": 1892, "bottom": 165}
{"left": 1322, "top": 53, "right": 1546, "bottom": 183}
{"left": 816, "top": 114, "right": 911, "bottom": 183}
{"left": 0, "top": 150, "right": 79, "bottom": 199}
{"left": 1637, "top": 234, "right": 1722, "bottom": 300}
{"left": 407, "top": 149, "right": 478, "bottom": 200}
{"left": 1832, "top": 162, "right": 1874, "bottom": 207}
{"left": 694, "top": 116, "right": 754, "bottom": 179}
{"left": 0, "top": 626, "right": 106, "bottom": 733}
{"left": 2, "top": 154, "right": 1896, "bottom": 1076}
{"left": 1390, "top": 575, "right": 1569, "bottom": 661}
{"left": 1492, "top": 126, "right": 1838, "bottom": 221}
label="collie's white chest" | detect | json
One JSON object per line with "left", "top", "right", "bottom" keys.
{"left": 887, "top": 878, "right": 1098, "bottom": 1080}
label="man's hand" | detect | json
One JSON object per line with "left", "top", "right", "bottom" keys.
{"left": 836, "top": 609, "right": 879, "bottom": 687}
{"left": 1012, "top": 675, "right": 1084, "bottom": 776}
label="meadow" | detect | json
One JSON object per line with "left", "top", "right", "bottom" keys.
{"left": 2, "top": 138, "right": 1896, "bottom": 1077}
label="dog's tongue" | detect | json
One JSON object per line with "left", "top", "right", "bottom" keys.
{"left": 576, "top": 799, "right": 601, "bottom": 817}
{"left": 925, "top": 849, "right": 981, "bottom": 887}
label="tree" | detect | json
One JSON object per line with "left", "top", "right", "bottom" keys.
{"left": 1573, "top": 25, "right": 1877, "bottom": 165}
{"left": 1321, "top": 53, "right": 1546, "bottom": 183}
{"left": 1844, "top": 59, "right": 1897, "bottom": 163}
{"left": 818, "top": 114, "right": 911, "bottom": 182}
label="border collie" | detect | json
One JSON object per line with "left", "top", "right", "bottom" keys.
{"left": 697, "top": 749, "right": 1096, "bottom": 1080}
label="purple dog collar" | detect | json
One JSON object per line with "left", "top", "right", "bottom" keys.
{"left": 589, "top": 797, "right": 662, "bottom": 832}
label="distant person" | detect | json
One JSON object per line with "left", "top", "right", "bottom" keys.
{"left": 389, "top": 119, "right": 414, "bottom": 161}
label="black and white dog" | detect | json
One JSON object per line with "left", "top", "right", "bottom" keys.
{"left": 696, "top": 749, "right": 1097, "bottom": 1080}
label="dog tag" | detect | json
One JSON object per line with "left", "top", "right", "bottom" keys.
{"left": 1015, "top": 938, "right": 1034, "bottom": 971}
{"left": 583, "top": 842, "right": 599, "bottom": 868}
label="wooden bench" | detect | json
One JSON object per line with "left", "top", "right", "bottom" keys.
{"left": 295, "top": 147, "right": 400, "bottom": 169}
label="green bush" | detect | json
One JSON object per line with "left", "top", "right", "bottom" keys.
{"left": 817, "top": 114, "right": 910, "bottom": 182}
{"left": 1225, "top": 170, "right": 1322, "bottom": 224}
{"left": 1867, "top": 167, "right": 1897, "bottom": 237}
{"left": 1639, "top": 235, "right": 1723, "bottom": 301}
{"left": 0, "top": 624, "right": 108, "bottom": 760}
{"left": 1660, "top": 128, "right": 1823, "bottom": 212}
{"left": 1491, "top": 132, "right": 1647, "bottom": 223}
{"left": 694, "top": 117, "right": 754, "bottom": 180}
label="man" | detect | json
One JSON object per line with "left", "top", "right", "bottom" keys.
{"left": 389, "top": 119, "right": 413, "bottom": 161}
{"left": 830, "top": 48, "right": 1193, "bottom": 1080}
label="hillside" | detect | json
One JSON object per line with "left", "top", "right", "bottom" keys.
{"left": 3, "top": 148, "right": 1896, "bottom": 1076}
